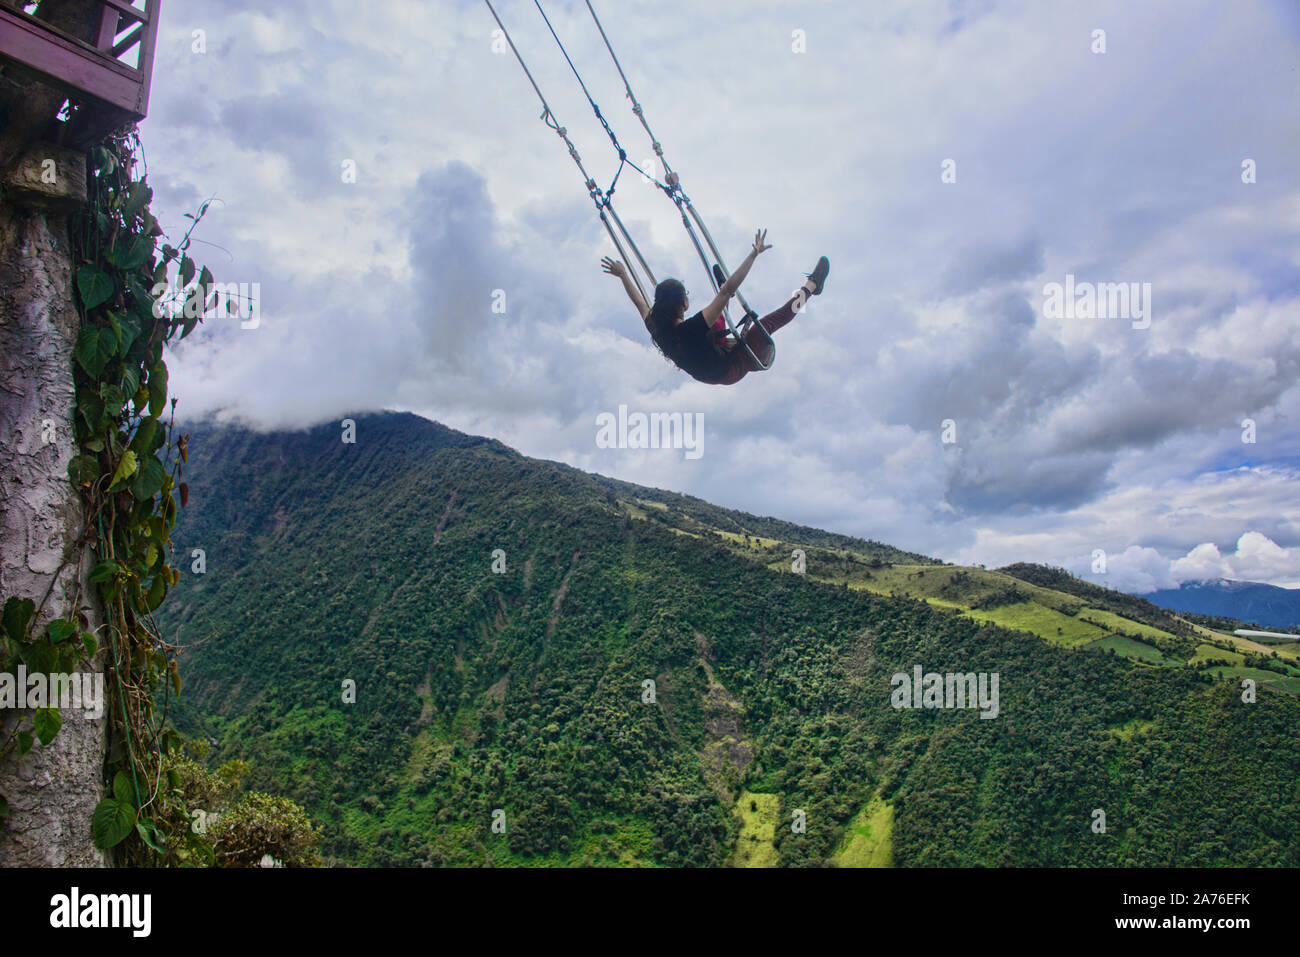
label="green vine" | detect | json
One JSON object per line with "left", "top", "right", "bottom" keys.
{"left": 1, "top": 129, "right": 320, "bottom": 866}
{"left": 72, "top": 130, "right": 223, "bottom": 863}
{"left": 1, "top": 129, "right": 211, "bottom": 862}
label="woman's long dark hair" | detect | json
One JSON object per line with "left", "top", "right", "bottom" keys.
{"left": 645, "top": 278, "right": 686, "bottom": 363}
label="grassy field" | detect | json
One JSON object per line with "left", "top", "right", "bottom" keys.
{"left": 1191, "top": 643, "right": 1247, "bottom": 666}
{"left": 732, "top": 790, "right": 780, "bottom": 867}
{"left": 1076, "top": 607, "right": 1175, "bottom": 642}
{"left": 717, "top": 529, "right": 783, "bottom": 549}
{"left": 849, "top": 564, "right": 1079, "bottom": 612}
{"left": 849, "top": 572, "right": 1199, "bottom": 668}
{"left": 833, "top": 794, "right": 894, "bottom": 867}
{"left": 963, "top": 602, "right": 1109, "bottom": 647}
{"left": 1088, "top": 634, "right": 1174, "bottom": 664}
{"left": 1261, "top": 674, "right": 1300, "bottom": 693}
{"left": 620, "top": 502, "right": 649, "bottom": 520}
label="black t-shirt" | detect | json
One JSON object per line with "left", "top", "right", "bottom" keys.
{"left": 666, "top": 311, "right": 731, "bottom": 383}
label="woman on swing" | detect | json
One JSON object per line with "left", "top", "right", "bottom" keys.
{"left": 602, "top": 229, "right": 829, "bottom": 385}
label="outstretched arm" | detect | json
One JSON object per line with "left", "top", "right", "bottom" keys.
{"left": 602, "top": 256, "right": 651, "bottom": 324}
{"left": 701, "top": 229, "right": 771, "bottom": 326}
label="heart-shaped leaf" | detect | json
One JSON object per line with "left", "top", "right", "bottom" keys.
{"left": 92, "top": 797, "right": 136, "bottom": 848}
{"left": 123, "top": 180, "right": 152, "bottom": 218}
{"left": 113, "top": 770, "right": 137, "bottom": 806}
{"left": 67, "top": 454, "right": 99, "bottom": 487}
{"left": 101, "top": 384, "right": 126, "bottom": 418}
{"left": 2, "top": 597, "right": 35, "bottom": 643}
{"left": 145, "top": 574, "right": 167, "bottom": 611}
{"left": 75, "top": 327, "right": 109, "bottom": 378}
{"left": 129, "top": 416, "right": 158, "bottom": 456}
{"left": 136, "top": 819, "right": 166, "bottom": 853}
{"left": 148, "top": 363, "right": 168, "bottom": 417}
{"left": 130, "top": 454, "right": 166, "bottom": 501}
{"left": 89, "top": 561, "right": 121, "bottom": 583}
{"left": 108, "top": 450, "right": 138, "bottom": 491}
{"left": 76, "top": 266, "right": 114, "bottom": 310}
{"left": 110, "top": 236, "right": 152, "bottom": 271}
{"left": 33, "top": 707, "right": 61, "bottom": 745}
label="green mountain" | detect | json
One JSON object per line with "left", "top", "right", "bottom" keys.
{"left": 156, "top": 411, "right": 1300, "bottom": 866}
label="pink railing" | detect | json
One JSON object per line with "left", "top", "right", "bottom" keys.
{"left": 0, "top": 0, "right": 160, "bottom": 129}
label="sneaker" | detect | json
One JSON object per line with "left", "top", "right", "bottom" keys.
{"left": 806, "top": 256, "right": 830, "bottom": 295}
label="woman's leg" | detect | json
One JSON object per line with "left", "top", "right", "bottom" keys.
{"left": 732, "top": 290, "right": 806, "bottom": 373}
{"left": 716, "top": 264, "right": 824, "bottom": 383}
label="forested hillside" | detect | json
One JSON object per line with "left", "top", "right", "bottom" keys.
{"left": 156, "top": 412, "right": 1300, "bottom": 866}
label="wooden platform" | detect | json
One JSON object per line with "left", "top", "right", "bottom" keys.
{"left": 0, "top": 0, "right": 159, "bottom": 144}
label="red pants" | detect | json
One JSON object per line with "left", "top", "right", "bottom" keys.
{"left": 713, "top": 291, "right": 805, "bottom": 385}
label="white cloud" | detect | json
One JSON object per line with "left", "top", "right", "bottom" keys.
{"left": 1216, "top": 532, "right": 1298, "bottom": 585}
{"left": 138, "top": 0, "right": 1300, "bottom": 587}
{"left": 1075, "top": 532, "right": 1300, "bottom": 594}
{"left": 1093, "top": 546, "right": 1178, "bottom": 595}
{"left": 1169, "top": 543, "right": 1230, "bottom": 584}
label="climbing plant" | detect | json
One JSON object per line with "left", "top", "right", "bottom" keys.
{"left": 72, "top": 129, "right": 218, "bottom": 863}
{"left": 1, "top": 128, "right": 235, "bottom": 863}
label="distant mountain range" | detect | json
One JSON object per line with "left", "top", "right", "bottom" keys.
{"left": 1139, "top": 580, "right": 1300, "bottom": 630}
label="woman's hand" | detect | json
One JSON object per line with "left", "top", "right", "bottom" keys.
{"left": 601, "top": 256, "right": 626, "bottom": 278}
{"left": 751, "top": 229, "right": 772, "bottom": 257}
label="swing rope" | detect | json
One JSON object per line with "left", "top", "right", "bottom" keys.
{"left": 578, "top": 1, "right": 773, "bottom": 367}
{"left": 484, "top": 0, "right": 775, "bottom": 369}
{"left": 581, "top": 0, "right": 678, "bottom": 188}
{"left": 483, "top": 0, "right": 656, "bottom": 305}
{"left": 531, "top": 0, "right": 662, "bottom": 201}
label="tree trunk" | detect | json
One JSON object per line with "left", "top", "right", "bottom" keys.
{"left": 0, "top": 0, "right": 107, "bottom": 866}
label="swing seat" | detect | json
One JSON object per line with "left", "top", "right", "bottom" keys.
{"left": 712, "top": 263, "right": 773, "bottom": 370}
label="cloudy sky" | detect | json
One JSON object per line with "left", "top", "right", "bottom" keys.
{"left": 139, "top": 0, "right": 1300, "bottom": 592}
